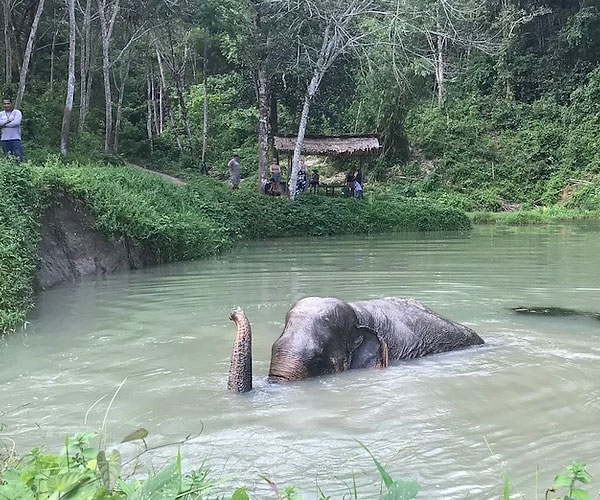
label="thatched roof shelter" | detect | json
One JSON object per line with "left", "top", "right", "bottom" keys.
{"left": 274, "top": 135, "right": 380, "bottom": 156}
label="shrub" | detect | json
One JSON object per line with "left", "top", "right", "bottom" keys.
{"left": 0, "top": 160, "right": 39, "bottom": 334}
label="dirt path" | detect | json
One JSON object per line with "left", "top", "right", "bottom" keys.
{"left": 127, "top": 163, "right": 187, "bottom": 186}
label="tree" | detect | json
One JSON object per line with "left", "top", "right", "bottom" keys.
{"left": 277, "top": 0, "right": 380, "bottom": 200}
{"left": 60, "top": 0, "right": 76, "bottom": 157}
{"left": 97, "top": 0, "right": 120, "bottom": 154}
{"left": 78, "top": 0, "right": 95, "bottom": 133}
{"left": 15, "top": 0, "right": 46, "bottom": 107}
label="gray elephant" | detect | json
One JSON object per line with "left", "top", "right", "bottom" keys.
{"left": 228, "top": 296, "right": 484, "bottom": 393}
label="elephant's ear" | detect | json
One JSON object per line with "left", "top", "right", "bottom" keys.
{"left": 350, "top": 325, "right": 390, "bottom": 369}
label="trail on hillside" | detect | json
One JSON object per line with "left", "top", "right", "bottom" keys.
{"left": 127, "top": 163, "right": 187, "bottom": 186}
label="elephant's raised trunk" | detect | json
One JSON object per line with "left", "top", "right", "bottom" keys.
{"left": 228, "top": 307, "right": 252, "bottom": 393}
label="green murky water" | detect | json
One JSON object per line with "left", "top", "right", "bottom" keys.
{"left": 2, "top": 224, "right": 600, "bottom": 498}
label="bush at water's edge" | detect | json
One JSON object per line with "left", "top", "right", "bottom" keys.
{"left": 0, "top": 161, "right": 39, "bottom": 334}
{"left": 0, "top": 157, "right": 470, "bottom": 335}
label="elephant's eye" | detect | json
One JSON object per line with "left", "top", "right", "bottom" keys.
{"left": 353, "top": 335, "right": 364, "bottom": 347}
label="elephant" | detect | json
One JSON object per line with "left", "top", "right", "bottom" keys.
{"left": 227, "top": 296, "right": 484, "bottom": 393}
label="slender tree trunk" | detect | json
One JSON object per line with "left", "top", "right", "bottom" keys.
{"left": 435, "top": 33, "right": 445, "bottom": 105}
{"left": 288, "top": 73, "right": 318, "bottom": 201}
{"left": 49, "top": 29, "right": 57, "bottom": 91}
{"left": 146, "top": 72, "right": 153, "bottom": 149}
{"left": 78, "top": 0, "right": 92, "bottom": 132}
{"left": 151, "top": 71, "right": 159, "bottom": 135}
{"left": 3, "top": 0, "right": 12, "bottom": 83}
{"left": 156, "top": 76, "right": 162, "bottom": 134}
{"left": 166, "top": 30, "right": 192, "bottom": 142}
{"left": 434, "top": 2, "right": 445, "bottom": 106}
{"left": 256, "top": 66, "right": 269, "bottom": 193}
{"left": 113, "top": 52, "right": 130, "bottom": 153}
{"left": 60, "top": 0, "right": 76, "bottom": 157}
{"left": 15, "top": 0, "right": 45, "bottom": 107}
{"left": 97, "top": 0, "right": 119, "bottom": 154}
{"left": 155, "top": 42, "right": 182, "bottom": 151}
{"left": 200, "top": 29, "right": 209, "bottom": 172}
{"left": 269, "top": 89, "right": 278, "bottom": 164}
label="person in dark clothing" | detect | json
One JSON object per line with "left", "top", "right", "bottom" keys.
{"left": 309, "top": 170, "right": 320, "bottom": 193}
{"left": 346, "top": 171, "right": 355, "bottom": 198}
{"left": 297, "top": 162, "right": 308, "bottom": 193}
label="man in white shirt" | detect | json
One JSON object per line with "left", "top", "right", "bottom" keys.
{"left": 0, "top": 98, "right": 23, "bottom": 161}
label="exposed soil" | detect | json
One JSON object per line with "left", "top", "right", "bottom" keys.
{"left": 36, "top": 192, "right": 157, "bottom": 290}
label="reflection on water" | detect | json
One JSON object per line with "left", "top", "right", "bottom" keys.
{"left": 2, "top": 224, "right": 600, "bottom": 499}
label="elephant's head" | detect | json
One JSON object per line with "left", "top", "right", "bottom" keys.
{"left": 227, "top": 298, "right": 389, "bottom": 393}
{"left": 268, "top": 297, "right": 389, "bottom": 382}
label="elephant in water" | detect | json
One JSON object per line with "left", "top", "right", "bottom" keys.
{"left": 227, "top": 296, "right": 484, "bottom": 393}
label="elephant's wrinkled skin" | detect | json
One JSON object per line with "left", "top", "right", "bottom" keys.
{"left": 228, "top": 296, "right": 484, "bottom": 393}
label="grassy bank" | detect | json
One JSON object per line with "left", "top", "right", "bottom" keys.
{"left": 0, "top": 162, "right": 39, "bottom": 334}
{"left": 469, "top": 207, "right": 600, "bottom": 225}
{"left": 0, "top": 157, "right": 471, "bottom": 335}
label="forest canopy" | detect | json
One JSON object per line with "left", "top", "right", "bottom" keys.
{"left": 2, "top": 0, "right": 599, "bottom": 206}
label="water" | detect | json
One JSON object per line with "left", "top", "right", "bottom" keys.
{"left": 2, "top": 224, "right": 600, "bottom": 499}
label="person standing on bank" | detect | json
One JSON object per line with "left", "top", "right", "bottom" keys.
{"left": 228, "top": 154, "right": 241, "bottom": 189}
{"left": 0, "top": 98, "right": 23, "bottom": 161}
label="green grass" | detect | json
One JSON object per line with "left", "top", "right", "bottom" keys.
{"left": 469, "top": 207, "right": 600, "bottom": 224}
{"left": 0, "top": 160, "right": 39, "bottom": 334}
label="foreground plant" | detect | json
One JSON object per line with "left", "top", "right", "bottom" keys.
{"left": 1, "top": 431, "right": 595, "bottom": 500}
{"left": 546, "top": 463, "right": 592, "bottom": 500}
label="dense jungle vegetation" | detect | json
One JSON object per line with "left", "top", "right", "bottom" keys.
{"left": 0, "top": 0, "right": 598, "bottom": 209}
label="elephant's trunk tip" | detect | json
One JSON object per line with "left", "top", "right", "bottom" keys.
{"left": 230, "top": 306, "right": 244, "bottom": 322}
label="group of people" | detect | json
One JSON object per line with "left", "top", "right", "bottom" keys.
{"left": 345, "top": 170, "right": 364, "bottom": 199}
{"left": 227, "top": 154, "right": 362, "bottom": 199}
{"left": 266, "top": 159, "right": 321, "bottom": 196}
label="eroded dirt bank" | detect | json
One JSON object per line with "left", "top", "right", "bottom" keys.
{"left": 36, "top": 193, "right": 157, "bottom": 289}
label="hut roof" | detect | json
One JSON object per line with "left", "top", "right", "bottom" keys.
{"left": 274, "top": 135, "right": 381, "bottom": 156}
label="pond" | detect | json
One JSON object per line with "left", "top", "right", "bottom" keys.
{"left": 2, "top": 224, "right": 600, "bottom": 499}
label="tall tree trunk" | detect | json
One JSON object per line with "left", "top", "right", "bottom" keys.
{"left": 156, "top": 76, "right": 162, "bottom": 134}
{"left": 151, "top": 71, "right": 159, "bottom": 135}
{"left": 113, "top": 51, "right": 131, "bottom": 153}
{"left": 146, "top": 72, "right": 153, "bottom": 150}
{"left": 97, "top": 0, "right": 119, "bottom": 154}
{"left": 60, "top": 0, "right": 76, "bottom": 157}
{"left": 3, "top": 0, "right": 12, "bottom": 83}
{"left": 49, "top": 29, "right": 57, "bottom": 91}
{"left": 78, "top": 0, "right": 92, "bottom": 132}
{"left": 434, "top": 32, "right": 446, "bottom": 105}
{"left": 256, "top": 66, "right": 269, "bottom": 193}
{"left": 434, "top": 2, "right": 446, "bottom": 106}
{"left": 200, "top": 29, "right": 209, "bottom": 173}
{"left": 288, "top": 73, "right": 318, "bottom": 201}
{"left": 155, "top": 42, "right": 182, "bottom": 151}
{"left": 15, "top": 0, "right": 45, "bottom": 107}
{"left": 166, "top": 30, "right": 192, "bottom": 142}
{"left": 269, "top": 89, "right": 278, "bottom": 164}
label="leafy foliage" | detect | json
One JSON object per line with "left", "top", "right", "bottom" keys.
{"left": 0, "top": 159, "right": 39, "bottom": 334}
{"left": 548, "top": 463, "right": 593, "bottom": 500}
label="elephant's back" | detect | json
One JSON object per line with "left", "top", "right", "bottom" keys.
{"left": 350, "top": 297, "right": 483, "bottom": 360}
